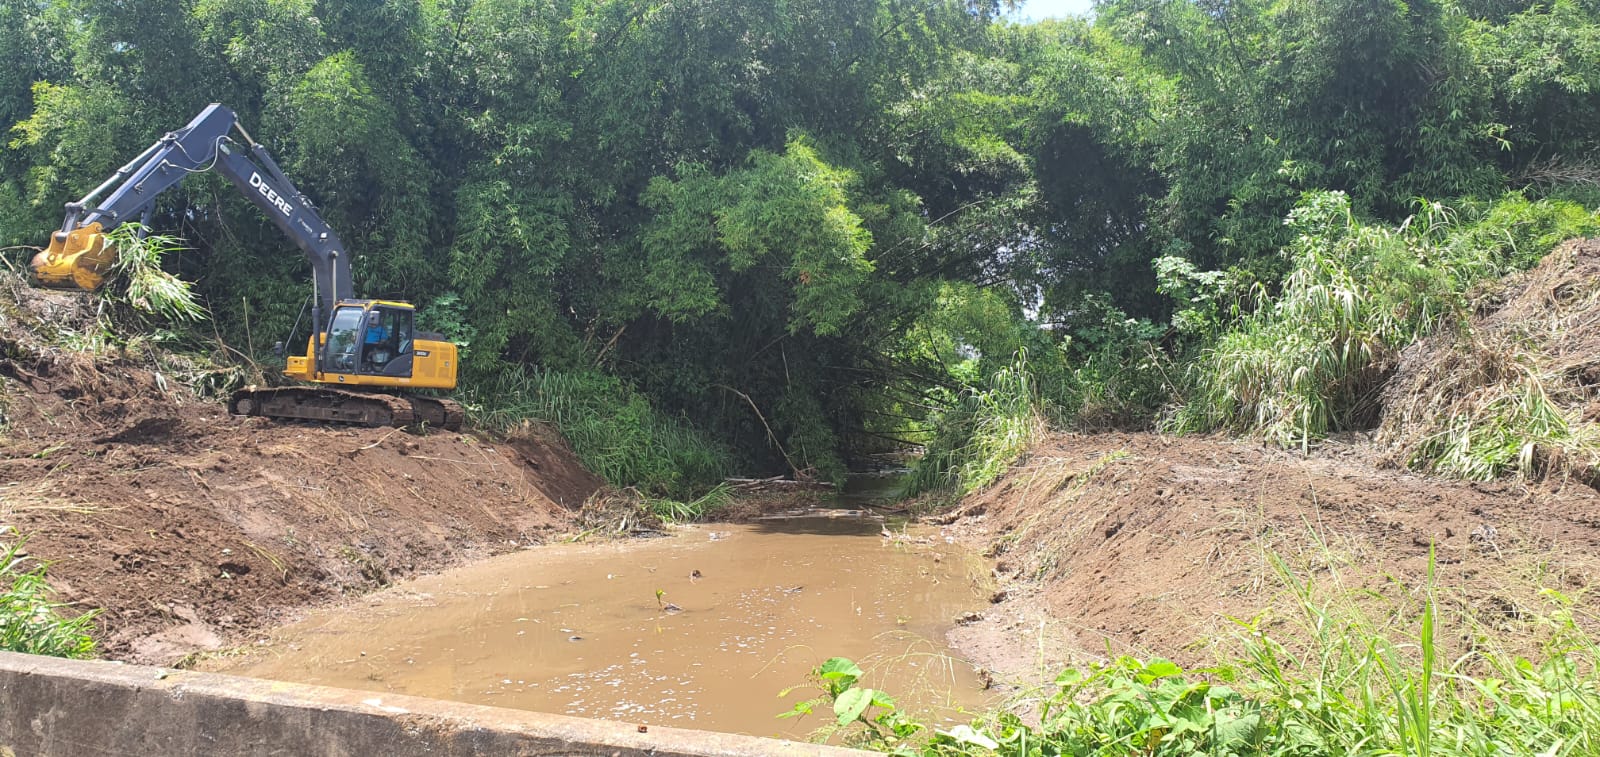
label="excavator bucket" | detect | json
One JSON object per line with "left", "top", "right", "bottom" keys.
{"left": 30, "top": 222, "right": 115, "bottom": 290}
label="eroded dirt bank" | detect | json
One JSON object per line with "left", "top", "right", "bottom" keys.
{"left": 0, "top": 284, "right": 600, "bottom": 664}
{"left": 944, "top": 431, "right": 1600, "bottom": 684}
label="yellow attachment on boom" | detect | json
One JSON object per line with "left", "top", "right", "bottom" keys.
{"left": 30, "top": 222, "right": 115, "bottom": 290}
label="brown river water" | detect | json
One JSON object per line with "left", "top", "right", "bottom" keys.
{"left": 215, "top": 497, "right": 998, "bottom": 739}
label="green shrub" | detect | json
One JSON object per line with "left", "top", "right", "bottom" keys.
{"left": 464, "top": 366, "right": 734, "bottom": 499}
{"left": 0, "top": 536, "right": 97, "bottom": 658}
{"left": 1052, "top": 298, "right": 1174, "bottom": 430}
{"left": 1171, "top": 191, "right": 1599, "bottom": 449}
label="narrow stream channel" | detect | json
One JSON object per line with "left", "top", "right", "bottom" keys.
{"left": 215, "top": 480, "right": 998, "bottom": 739}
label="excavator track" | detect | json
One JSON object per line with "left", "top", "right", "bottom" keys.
{"left": 402, "top": 395, "right": 465, "bottom": 431}
{"left": 228, "top": 387, "right": 464, "bottom": 431}
{"left": 229, "top": 386, "right": 415, "bottom": 428}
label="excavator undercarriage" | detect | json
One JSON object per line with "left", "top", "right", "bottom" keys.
{"left": 229, "top": 387, "right": 464, "bottom": 431}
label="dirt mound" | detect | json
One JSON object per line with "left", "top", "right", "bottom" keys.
{"left": 1378, "top": 237, "right": 1600, "bottom": 483}
{"left": 0, "top": 275, "right": 601, "bottom": 664}
{"left": 946, "top": 432, "right": 1600, "bottom": 675}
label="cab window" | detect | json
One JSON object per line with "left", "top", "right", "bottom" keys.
{"left": 324, "top": 306, "right": 364, "bottom": 373}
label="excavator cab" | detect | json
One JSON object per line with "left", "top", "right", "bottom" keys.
{"left": 323, "top": 304, "right": 413, "bottom": 377}
{"left": 262, "top": 299, "right": 460, "bottom": 428}
{"left": 284, "top": 300, "right": 455, "bottom": 391}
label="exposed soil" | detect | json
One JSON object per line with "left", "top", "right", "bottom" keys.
{"left": 944, "top": 431, "right": 1600, "bottom": 686}
{"left": 0, "top": 280, "right": 601, "bottom": 665}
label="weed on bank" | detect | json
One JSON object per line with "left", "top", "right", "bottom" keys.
{"left": 808, "top": 556, "right": 1600, "bottom": 756}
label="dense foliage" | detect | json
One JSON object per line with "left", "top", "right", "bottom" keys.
{"left": 5, "top": 0, "right": 1600, "bottom": 489}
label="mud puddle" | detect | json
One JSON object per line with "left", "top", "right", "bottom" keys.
{"left": 212, "top": 512, "right": 996, "bottom": 738}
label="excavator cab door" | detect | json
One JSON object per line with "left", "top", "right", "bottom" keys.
{"left": 320, "top": 304, "right": 414, "bottom": 378}
{"left": 358, "top": 306, "right": 414, "bottom": 378}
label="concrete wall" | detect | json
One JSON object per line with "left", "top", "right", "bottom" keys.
{"left": 0, "top": 652, "right": 866, "bottom": 756}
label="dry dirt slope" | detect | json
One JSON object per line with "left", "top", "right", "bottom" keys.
{"left": 0, "top": 280, "right": 600, "bottom": 664}
{"left": 948, "top": 432, "right": 1600, "bottom": 677}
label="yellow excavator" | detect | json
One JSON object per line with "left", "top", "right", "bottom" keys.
{"left": 30, "top": 104, "right": 463, "bottom": 429}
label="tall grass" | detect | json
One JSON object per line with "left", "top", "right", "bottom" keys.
{"left": 644, "top": 482, "right": 735, "bottom": 523}
{"left": 0, "top": 536, "right": 97, "bottom": 658}
{"left": 907, "top": 352, "right": 1045, "bottom": 496}
{"left": 1172, "top": 191, "right": 1600, "bottom": 452}
{"left": 846, "top": 556, "right": 1600, "bottom": 756}
{"left": 1171, "top": 192, "right": 1456, "bottom": 447}
{"left": 464, "top": 366, "right": 734, "bottom": 498}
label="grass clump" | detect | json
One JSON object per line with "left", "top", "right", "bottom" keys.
{"left": 0, "top": 535, "right": 97, "bottom": 658}
{"left": 1171, "top": 192, "right": 1458, "bottom": 447}
{"left": 645, "top": 482, "right": 734, "bottom": 523}
{"left": 906, "top": 351, "right": 1045, "bottom": 496}
{"left": 103, "top": 225, "right": 206, "bottom": 322}
{"left": 465, "top": 366, "right": 734, "bottom": 499}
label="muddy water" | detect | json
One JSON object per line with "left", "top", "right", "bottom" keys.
{"left": 218, "top": 510, "right": 996, "bottom": 738}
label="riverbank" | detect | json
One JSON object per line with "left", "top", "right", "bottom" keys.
{"left": 938, "top": 431, "right": 1600, "bottom": 693}
{"left": 0, "top": 282, "right": 605, "bottom": 663}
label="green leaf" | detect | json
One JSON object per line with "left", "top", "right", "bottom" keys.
{"left": 834, "top": 687, "right": 873, "bottom": 725}
{"left": 1212, "top": 710, "right": 1263, "bottom": 747}
{"left": 777, "top": 700, "right": 814, "bottom": 719}
{"left": 1141, "top": 658, "right": 1184, "bottom": 682}
{"left": 818, "top": 657, "right": 863, "bottom": 682}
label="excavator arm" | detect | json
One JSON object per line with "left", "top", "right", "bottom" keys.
{"left": 30, "top": 104, "right": 352, "bottom": 318}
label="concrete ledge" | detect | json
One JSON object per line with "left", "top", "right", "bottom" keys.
{"left": 0, "top": 651, "right": 866, "bottom": 756}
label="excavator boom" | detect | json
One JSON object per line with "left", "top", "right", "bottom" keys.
{"left": 31, "top": 105, "right": 352, "bottom": 317}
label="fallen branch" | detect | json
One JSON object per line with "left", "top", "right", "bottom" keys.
{"left": 404, "top": 454, "right": 496, "bottom": 466}
{"left": 724, "top": 476, "right": 832, "bottom": 493}
{"left": 354, "top": 427, "right": 405, "bottom": 451}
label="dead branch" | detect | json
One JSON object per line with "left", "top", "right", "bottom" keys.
{"left": 714, "top": 383, "right": 801, "bottom": 478}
